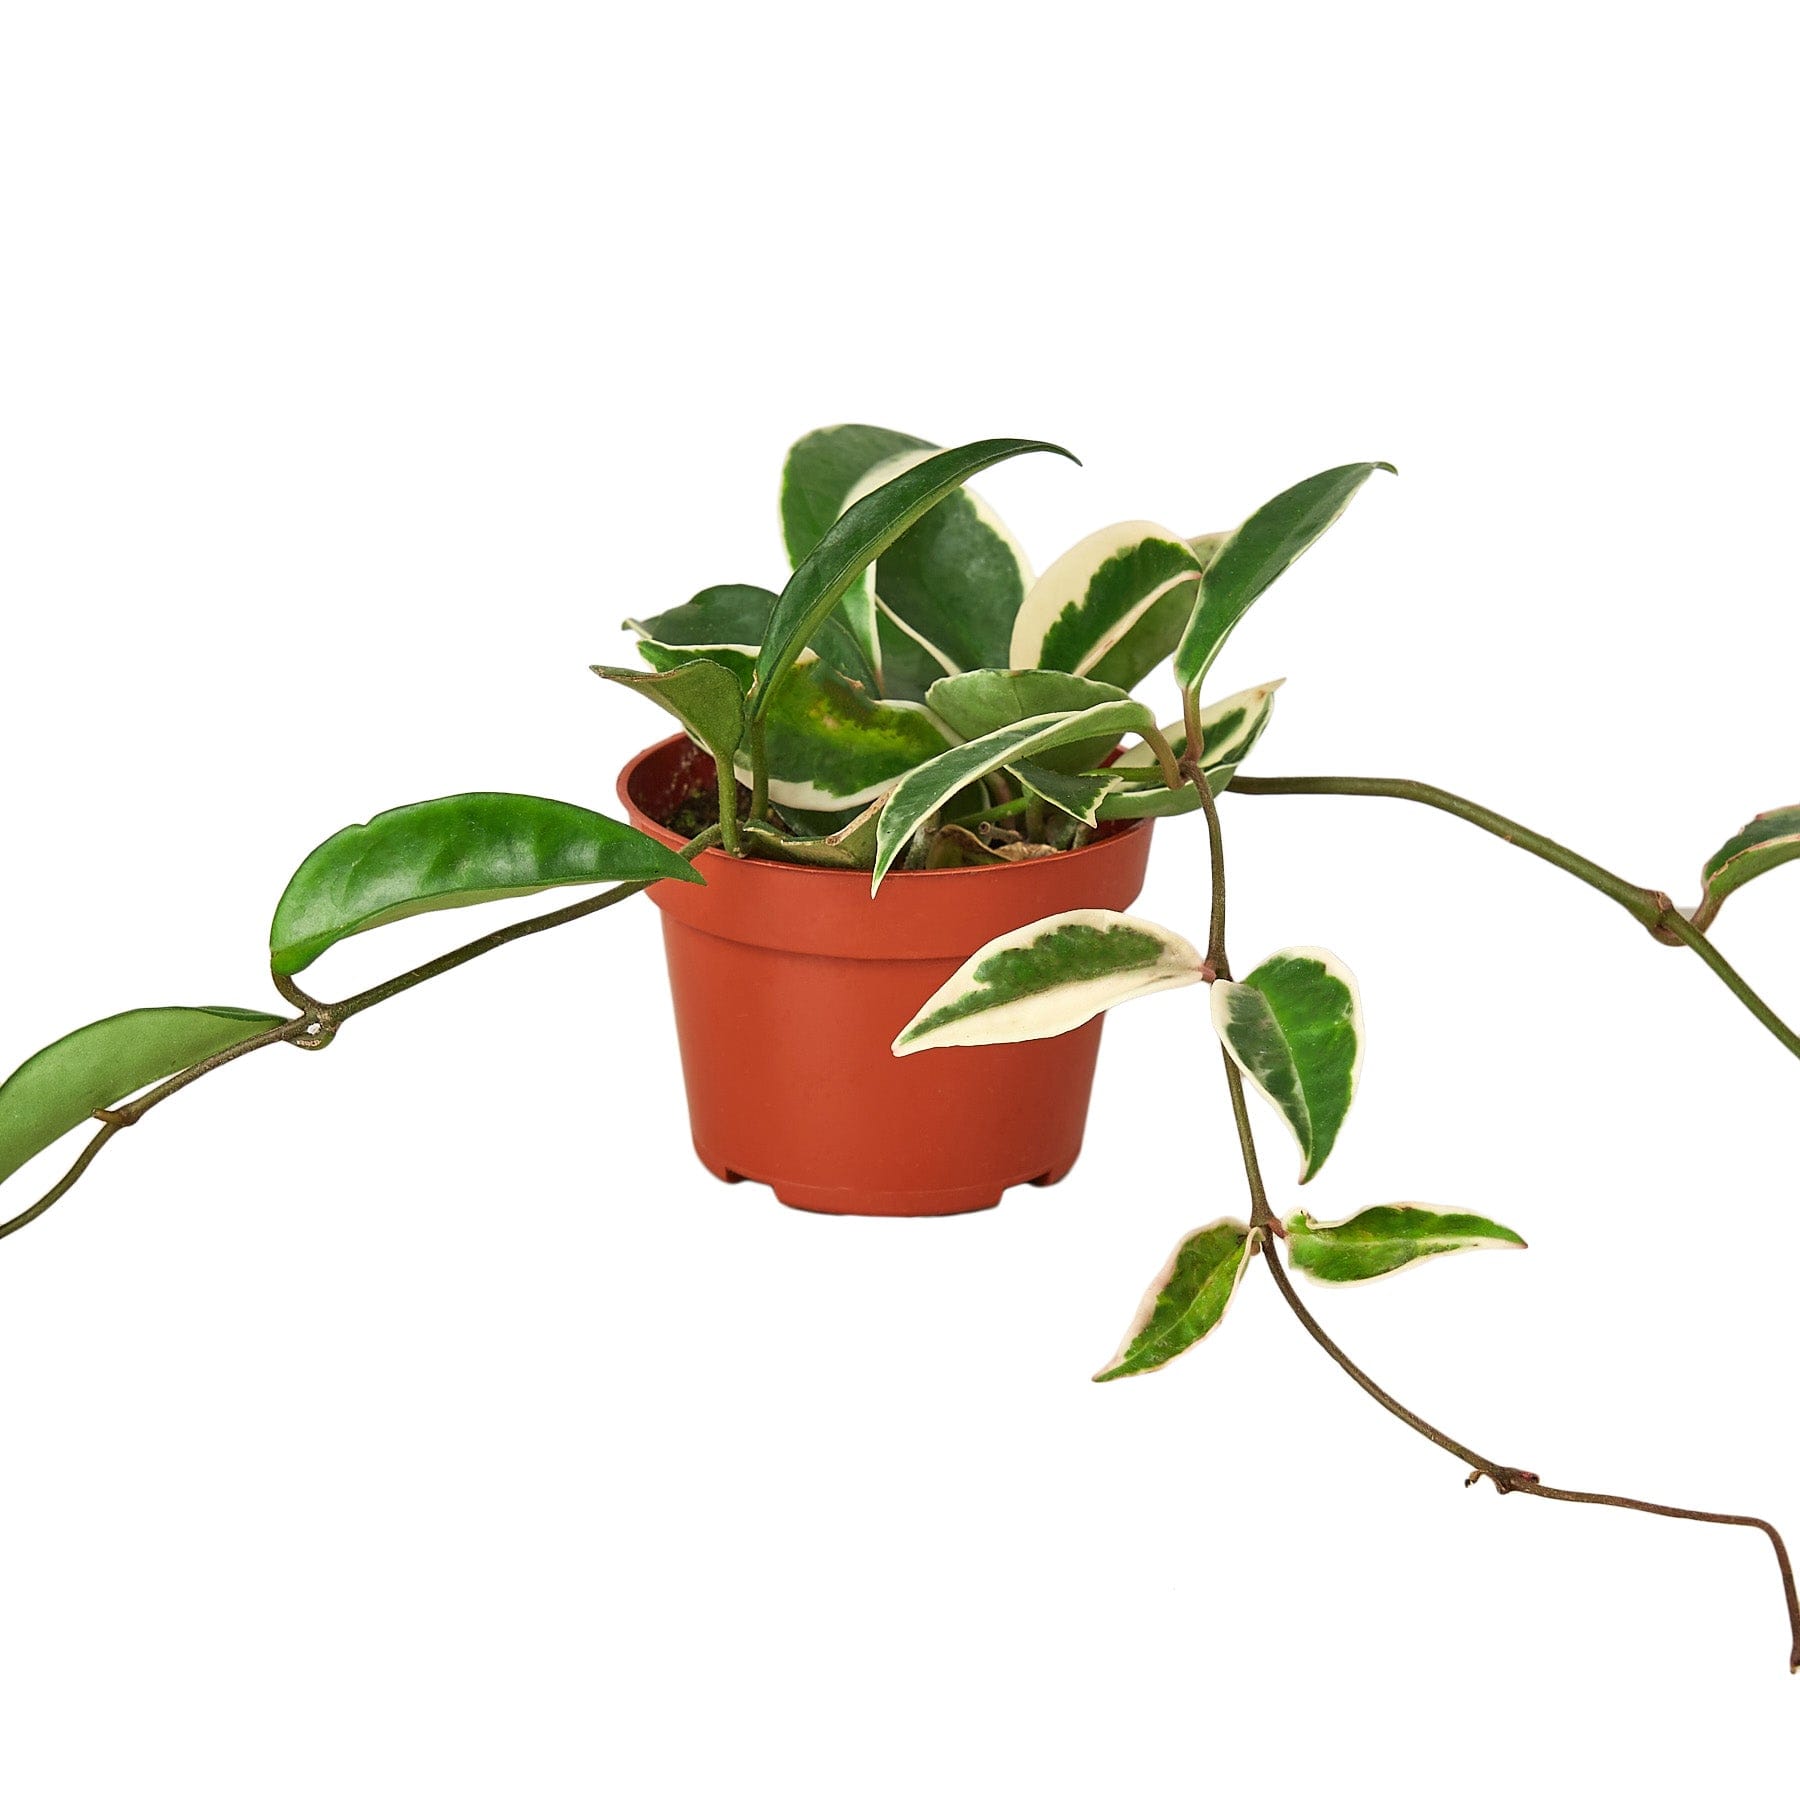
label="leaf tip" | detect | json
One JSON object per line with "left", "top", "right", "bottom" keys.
{"left": 1374, "top": 461, "right": 1398, "bottom": 476}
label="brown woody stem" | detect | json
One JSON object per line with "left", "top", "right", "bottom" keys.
{"left": 1201, "top": 768, "right": 1799, "bottom": 1668}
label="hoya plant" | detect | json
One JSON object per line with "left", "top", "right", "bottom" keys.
{"left": 1, "top": 427, "right": 1795, "bottom": 1671}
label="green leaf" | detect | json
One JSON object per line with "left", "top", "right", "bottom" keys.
{"left": 752, "top": 438, "right": 1076, "bottom": 720}
{"left": 1212, "top": 947, "right": 1363, "bottom": 1183}
{"left": 1172, "top": 463, "right": 1394, "bottom": 694}
{"left": 872, "top": 699, "right": 1155, "bottom": 890}
{"left": 842, "top": 448, "right": 1035, "bottom": 680}
{"left": 0, "top": 1006, "right": 282, "bottom": 1188}
{"left": 1692, "top": 804, "right": 1800, "bottom": 930}
{"left": 627, "top": 583, "right": 874, "bottom": 691}
{"left": 1285, "top": 1204, "right": 1526, "bottom": 1283}
{"left": 781, "top": 424, "right": 933, "bottom": 565}
{"left": 1093, "top": 765, "right": 1235, "bottom": 820}
{"left": 1094, "top": 680, "right": 1282, "bottom": 820}
{"left": 1011, "top": 521, "right": 1206, "bottom": 691}
{"left": 1007, "top": 760, "right": 1123, "bottom": 826}
{"left": 592, "top": 659, "right": 745, "bottom": 760}
{"left": 740, "top": 796, "right": 886, "bottom": 870}
{"left": 635, "top": 640, "right": 954, "bottom": 812}
{"left": 926, "top": 668, "right": 1132, "bottom": 772}
{"left": 270, "top": 793, "right": 701, "bottom": 977}
{"left": 893, "top": 908, "right": 1205, "bottom": 1054}
{"left": 1093, "top": 1219, "right": 1256, "bottom": 1381}
{"left": 1111, "top": 679, "right": 1283, "bottom": 777}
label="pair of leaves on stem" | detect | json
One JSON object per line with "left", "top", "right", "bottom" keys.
{"left": 894, "top": 915, "right": 1358, "bottom": 1185}
{"left": 1093, "top": 1205, "right": 1526, "bottom": 1381}
{"left": 891, "top": 908, "right": 1521, "bottom": 1380}
{"left": 0, "top": 793, "right": 702, "bottom": 1198}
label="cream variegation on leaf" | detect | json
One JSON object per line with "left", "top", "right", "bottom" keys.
{"left": 892, "top": 909, "right": 1207, "bottom": 1055}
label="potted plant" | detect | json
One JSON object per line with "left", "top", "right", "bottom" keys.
{"left": 0, "top": 426, "right": 1795, "bottom": 1670}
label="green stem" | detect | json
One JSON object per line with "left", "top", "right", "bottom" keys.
{"left": 714, "top": 752, "right": 743, "bottom": 857}
{"left": 1230, "top": 774, "right": 1800, "bottom": 1062}
{"left": 0, "top": 827, "right": 725, "bottom": 1243}
{"left": 748, "top": 719, "right": 770, "bottom": 824}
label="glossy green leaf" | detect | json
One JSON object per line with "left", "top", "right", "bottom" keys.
{"left": 1007, "top": 760, "right": 1123, "bottom": 826}
{"left": 752, "top": 437, "right": 1076, "bottom": 720}
{"left": 592, "top": 658, "right": 745, "bottom": 760}
{"left": 1212, "top": 947, "right": 1363, "bottom": 1183}
{"left": 781, "top": 428, "right": 932, "bottom": 680}
{"left": 871, "top": 699, "right": 1155, "bottom": 890}
{"left": 627, "top": 583, "right": 874, "bottom": 691}
{"left": 781, "top": 425, "right": 933, "bottom": 565}
{"left": 1692, "top": 804, "right": 1800, "bottom": 930}
{"left": 893, "top": 908, "right": 1205, "bottom": 1054}
{"left": 1011, "top": 521, "right": 1206, "bottom": 691}
{"left": 1093, "top": 1219, "right": 1256, "bottom": 1381}
{"left": 0, "top": 1006, "right": 282, "bottom": 1188}
{"left": 840, "top": 447, "right": 1035, "bottom": 682}
{"left": 635, "top": 644, "right": 954, "bottom": 812}
{"left": 271, "top": 794, "right": 701, "bottom": 976}
{"left": 1285, "top": 1204, "right": 1526, "bottom": 1284}
{"left": 1172, "top": 463, "right": 1394, "bottom": 694}
{"left": 927, "top": 668, "right": 1131, "bottom": 772}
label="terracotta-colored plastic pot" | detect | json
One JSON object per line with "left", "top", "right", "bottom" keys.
{"left": 619, "top": 736, "right": 1154, "bottom": 1217}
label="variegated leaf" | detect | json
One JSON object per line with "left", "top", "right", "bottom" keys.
{"left": 1010, "top": 521, "right": 1206, "bottom": 691}
{"left": 1172, "top": 463, "right": 1394, "bottom": 694}
{"left": 591, "top": 658, "right": 745, "bottom": 760}
{"left": 756, "top": 436, "right": 1065, "bottom": 713}
{"left": 780, "top": 425, "right": 933, "bottom": 565}
{"left": 839, "top": 448, "right": 1035, "bottom": 690}
{"left": 1093, "top": 1219, "right": 1256, "bottom": 1381}
{"left": 781, "top": 425, "right": 932, "bottom": 682}
{"left": 627, "top": 583, "right": 875, "bottom": 691}
{"left": 1007, "top": 760, "right": 1123, "bottom": 826}
{"left": 927, "top": 668, "right": 1132, "bottom": 772}
{"left": 1691, "top": 804, "right": 1800, "bottom": 930}
{"left": 892, "top": 908, "right": 1206, "bottom": 1055}
{"left": 1285, "top": 1205, "right": 1526, "bottom": 1284}
{"left": 1094, "top": 764, "right": 1237, "bottom": 820}
{"left": 634, "top": 632, "right": 954, "bottom": 812}
{"left": 1212, "top": 947, "right": 1363, "bottom": 1184}
{"left": 872, "top": 699, "right": 1156, "bottom": 889}
{"left": 1110, "top": 679, "right": 1283, "bottom": 776}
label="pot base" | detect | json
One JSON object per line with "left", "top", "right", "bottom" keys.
{"left": 694, "top": 1142, "right": 1079, "bottom": 1218}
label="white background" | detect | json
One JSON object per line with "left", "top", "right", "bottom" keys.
{"left": 2, "top": 3, "right": 1796, "bottom": 1793}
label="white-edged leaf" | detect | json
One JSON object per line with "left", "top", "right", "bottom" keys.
{"left": 839, "top": 447, "right": 1036, "bottom": 687}
{"left": 927, "top": 668, "right": 1132, "bottom": 772}
{"left": 635, "top": 641, "right": 955, "bottom": 812}
{"left": 1093, "top": 1219, "right": 1256, "bottom": 1381}
{"left": 1212, "top": 946, "right": 1363, "bottom": 1183}
{"left": 1691, "top": 804, "right": 1800, "bottom": 930}
{"left": 872, "top": 699, "right": 1155, "bottom": 889}
{"left": 892, "top": 908, "right": 1206, "bottom": 1055}
{"left": 1007, "top": 760, "right": 1123, "bottom": 826}
{"left": 1010, "top": 521, "right": 1205, "bottom": 691}
{"left": 1094, "top": 763, "right": 1237, "bottom": 820}
{"left": 1111, "top": 679, "right": 1284, "bottom": 775}
{"left": 1285, "top": 1204, "right": 1526, "bottom": 1284}
{"left": 1172, "top": 463, "right": 1394, "bottom": 694}
{"left": 627, "top": 583, "right": 876, "bottom": 691}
